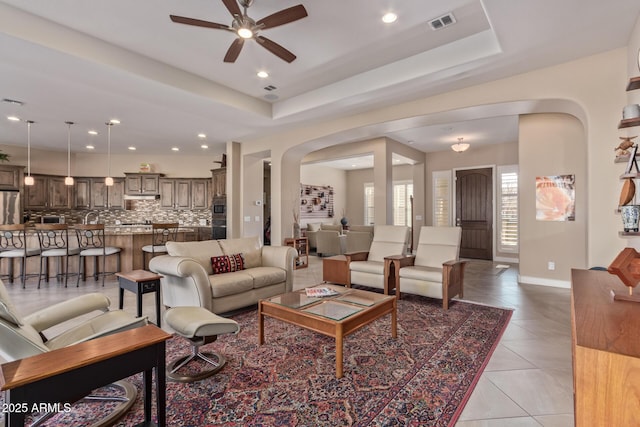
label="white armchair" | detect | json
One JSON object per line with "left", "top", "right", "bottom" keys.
{"left": 345, "top": 225, "right": 410, "bottom": 292}
{"left": 316, "top": 230, "right": 346, "bottom": 256}
{"left": 389, "top": 226, "right": 465, "bottom": 309}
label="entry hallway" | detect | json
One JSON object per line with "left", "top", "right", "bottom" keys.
{"left": 2, "top": 256, "right": 574, "bottom": 426}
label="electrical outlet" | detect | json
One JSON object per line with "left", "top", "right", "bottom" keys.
{"left": 548, "top": 261, "right": 555, "bottom": 271}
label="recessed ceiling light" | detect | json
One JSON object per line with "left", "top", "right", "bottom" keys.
{"left": 7, "top": 116, "right": 20, "bottom": 122}
{"left": 171, "top": 147, "right": 179, "bottom": 152}
{"left": 109, "top": 119, "right": 120, "bottom": 124}
{"left": 86, "top": 145, "right": 95, "bottom": 150}
{"left": 351, "top": 164, "right": 357, "bottom": 168}
{"left": 128, "top": 146, "right": 136, "bottom": 151}
{"left": 198, "top": 133, "right": 206, "bottom": 138}
{"left": 201, "top": 144, "right": 209, "bottom": 149}
{"left": 257, "top": 70, "right": 269, "bottom": 78}
{"left": 88, "top": 130, "right": 98, "bottom": 135}
{"left": 382, "top": 12, "right": 397, "bottom": 23}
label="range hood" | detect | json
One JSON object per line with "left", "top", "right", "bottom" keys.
{"left": 123, "top": 194, "right": 160, "bottom": 200}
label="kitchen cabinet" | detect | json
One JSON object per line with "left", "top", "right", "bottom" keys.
{"left": 91, "top": 178, "right": 125, "bottom": 209}
{"left": 25, "top": 175, "right": 71, "bottom": 209}
{"left": 75, "top": 177, "right": 124, "bottom": 209}
{"left": 124, "top": 173, "right": 163, "bottom": 194}
{"left": 0, "top": 165, "right": 23, "bottom": 191}
{"left": 190, "top": 179, "right": 210, "bottom": 209}
{"left": 211, "top": 168, "right": 226, "bottom": 197}
{"left": 159, "top": 179, "right": 190, "bottom": 210}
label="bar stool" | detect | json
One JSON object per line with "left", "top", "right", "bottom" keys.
{"left": 141, "top": 223, "right": 179, "bottom": 270}
{"left": 0, "top": 224, "right": 40, "bottom": 288}
{"left": 34, "top": 224, "right": 80, "bottom": 288}
{"left": 75, "top": 224, "right": 121, "bottom": 286}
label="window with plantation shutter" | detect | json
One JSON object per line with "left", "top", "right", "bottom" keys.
{"left": 393, "top": 181, "right": 413, "bottom": 226}
{"left": 432, "top": 171, "right": 451, "bottom": 227}
{"left": 498, "top": 165, "right": 518, "bottom": 253}
{"left": 364, "top": 183, "right": 375, "bottom": 225}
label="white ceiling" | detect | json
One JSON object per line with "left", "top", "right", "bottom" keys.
{"left": 0, "top": 0, "right": 639, "bottom": 161}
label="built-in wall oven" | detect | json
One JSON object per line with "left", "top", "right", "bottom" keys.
{"left": 211, "top": 197, "right": 226, "bottom": 239}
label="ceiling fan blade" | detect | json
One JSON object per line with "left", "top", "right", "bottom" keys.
{"left": 256, "top": 36, "right": 296, "bottom": 63}
{"left": 221, "top": 0, "right": 242, "bottom": 18}
{"left": 256, "top": 5, "right": 308, "bottom": 29}
{"left": 224, "top": 38, "right": 245, "bottom": 63}
{"left": 170, "top": 15, "right": 229, "bottom": 30}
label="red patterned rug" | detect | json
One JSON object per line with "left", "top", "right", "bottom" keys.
{"left": 27, "top": 295, "right": 512, "bottom": 426}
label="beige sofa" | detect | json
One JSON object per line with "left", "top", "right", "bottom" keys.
{"left": 149, "top": 236, "right": 298, "bottom": 314}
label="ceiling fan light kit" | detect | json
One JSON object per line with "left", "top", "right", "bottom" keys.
{"left": 170, "top": 0, "right": 308, "bottom": 63}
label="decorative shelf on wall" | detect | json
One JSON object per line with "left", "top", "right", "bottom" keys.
{"left": 618, "top": 118, "right": 640, "bottom": 129}
{"left": 626, "top": 76, "right": 640, "bottom": 91}
{"left": 300, "top": 184, "right": 334, "bottom": 220}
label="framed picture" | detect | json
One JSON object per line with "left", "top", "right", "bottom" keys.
{"left": 535, "top": 175, "right": 575, "bottom": 221}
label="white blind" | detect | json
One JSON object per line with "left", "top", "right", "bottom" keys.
{"left": 364, "top": 183, "right": 375, "bottom": 225}
{"left": 432, "top": 170, "right": 451, "bottom": 227}
{"left": 498, "top": 165, "right": 518, "bottom": 253}
{"left": 393, "top": 181, "right": 414, "bottom": 226}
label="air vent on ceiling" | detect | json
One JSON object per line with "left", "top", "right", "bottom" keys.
{"left": 263, "top": 85, "right": 277, "bottom": 91}
{"left": 428, "top": 12, "right": 456, "bottom": 30}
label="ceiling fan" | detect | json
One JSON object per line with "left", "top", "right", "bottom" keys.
{"left": 170, "top": 0, "right": 308, "bottom": 63}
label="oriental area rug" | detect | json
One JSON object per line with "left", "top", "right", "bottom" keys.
{"left": 27, "top": 295, "right": 512, "bottom": 427}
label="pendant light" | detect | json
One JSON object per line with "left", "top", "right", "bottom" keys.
{"left": 451, "top": 137, "right": 470, "bottom": 153}
{"left": 64, "top": 121, "right": 74, "bottom": 185}
{"left": 24, "top": 120, "right": 34, "bottom": 186}
{"left": 105, "top": 121, "right": 114, "bottom": 186}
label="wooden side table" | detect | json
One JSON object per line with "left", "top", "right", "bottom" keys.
{"left": 0, "top": 325, "right": 170, "bottom": 427}
{"left": 384, "top": 255, "right": 416, "bottom": 297}
{"left": 322, "top": 255, "right": 350, "bottom": 285}
{"left": 116, "top": 269, "right": 163, "bottom": 326}
{"left": 284, "top": 237, "right": 309, "bottom": 269}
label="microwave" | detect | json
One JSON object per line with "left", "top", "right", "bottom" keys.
{"left": 41, "top": 216, "right": 64, "bottom": 224}
{"left": 212, "top": 204, "right": 225, "bottom": 214}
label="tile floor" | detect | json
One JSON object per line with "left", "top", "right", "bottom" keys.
{"left": 1, "top": 255, "right": 575, "bottom": 426}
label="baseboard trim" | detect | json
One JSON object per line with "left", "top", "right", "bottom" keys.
{"left": 518, "top": 275, "right": 571, "bottom": 289}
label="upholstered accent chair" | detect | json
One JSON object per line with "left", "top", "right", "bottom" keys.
{"left": 345, "top": 225, "right": 410, "bottom": 292}
{"left": 305, "top": 222, "right": 341, "bottom": 251}
{"left": 345, "top": 225, "right": 374, "bottom": 253}
{"left": 316, "top": 229, "right": 346, "bottom": 256}
{"left": 392, "top": 226, "right": 465, "bottom": 309}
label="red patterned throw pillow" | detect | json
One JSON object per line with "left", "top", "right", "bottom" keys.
{"left": 211, "top": 253, "right": 245, "bottom": 274}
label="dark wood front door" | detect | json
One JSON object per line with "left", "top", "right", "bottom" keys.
{"left": 456, "top": 168, "right": 493, "bottom": 260}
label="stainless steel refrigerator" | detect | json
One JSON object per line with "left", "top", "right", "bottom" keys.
{"left": 0, "top": 191, "right": 21, "bottom": 224}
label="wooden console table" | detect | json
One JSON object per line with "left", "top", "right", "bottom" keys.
{"left": 0, "top": 324, "right": 170, "bottom": 427}
{"left": 571, "top": 269, "right": 640, "bottom": 426}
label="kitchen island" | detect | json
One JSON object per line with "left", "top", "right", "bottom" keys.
{"left": 0, "top": 225, "right": 209, "bottom": 284}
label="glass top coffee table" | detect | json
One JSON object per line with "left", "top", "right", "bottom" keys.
{"left": 258, "top": 284, "right": 397, "bottom": 378}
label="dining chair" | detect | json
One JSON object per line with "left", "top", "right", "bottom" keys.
{"left": 34, "top": 224, "right": 80, "bottom": 288}
{"left": 75, "top": 224, "right": 121, "bottom": 286}
{"left": 0, "top": 224, "right": 40, "bottom": 288}
{"left": 141, "top": 222, "right": 179, "bottom": 270}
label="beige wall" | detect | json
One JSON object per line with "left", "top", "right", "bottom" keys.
{"left": 300, "top": 164, "right": 347, "bottom": 227}
{"left": 0, "top": 145, "right": 218, "bottom": 178}
{"left": 239, "top": 45, "right": 630, "bottom": 286}
{"left": 519, "top": 114, "right": 587, "bottom": 285}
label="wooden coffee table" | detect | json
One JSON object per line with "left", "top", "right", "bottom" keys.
{"left": 258, "top": 285, "right": 397, "bottom": 378}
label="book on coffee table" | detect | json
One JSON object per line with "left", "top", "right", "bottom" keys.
{"left": 305, "top": 287, "right": 339, "bottom": 297}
